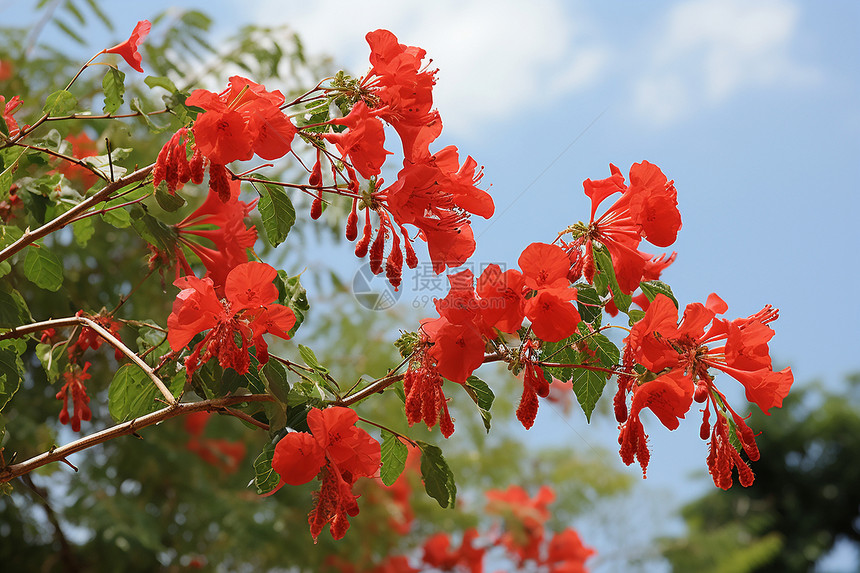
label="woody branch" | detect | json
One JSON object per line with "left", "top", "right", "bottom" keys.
{"left": 0, "top": 163, "right": 154, "bottom": 263}
{"left": 0, "top": 394, "right": 276, "bottom": 483}
{"left": 0, "top": 314, "right": 176, "bottom": 406}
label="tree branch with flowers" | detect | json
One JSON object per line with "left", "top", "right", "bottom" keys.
{"left": 0, "top": 11, "right": 793, "bottom": 572}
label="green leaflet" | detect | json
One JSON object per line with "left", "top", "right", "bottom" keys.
{"left": 256, "top": 179, "right": 295, "bottom": 247}
{"left": 380, "top": 430, "right": 408, "bottom": 486}
{"left": 102, "top": 68, "right": 126, "bottom": 114}
{"left": 108, "top": 364, "right": 182, "bottom": 422}
{"left": 463, "top": 376, "right": 494, "bottom": 433}
{"left": 571, "top": 368, "right": 606, "bottom": 423}
{"left": 252, "top": 442, "right": 281, "bottom": 495}
{"left": 43, "top": 90, "right": 78, "bottom": 116}
{"left": 418, "top": 441, "right": 456, "bottom": 509}
{"left": 23, "top": 245, "right": 64, "bottom": 291}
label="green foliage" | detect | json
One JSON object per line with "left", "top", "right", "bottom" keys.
{"left": 23, "top": 244, "right": 64, "bottom": 291}
{"left": 101, "top": 68, "right": 125, "bottom": 114}
{"left": 107, "top": 364, "right": 182, "bottom": 422}
{"left": 380, "top": 430, "right": 408, "bottom": 486}
{"left": 255, "top": 178, "right": 296, "bottom": 247}
{"left": 662, "top": 375, "right": 860, "bottom": 572}
{"left": 418, "top": 440, "right": 457, "bottom": 509}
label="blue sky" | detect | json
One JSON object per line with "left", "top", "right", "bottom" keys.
{"left": 3, "top": 0, "right": 859, "bottom": 570}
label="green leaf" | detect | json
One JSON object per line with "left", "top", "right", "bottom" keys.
{"left": 43, "top": 89, "right": 78, "bottom": 116}
{"left": 627, "top": 309, "right": 646, "bottom": 326}
{"left": 570, "top": 368, "right": 606, "bottom": 422}
{"left": 577, "top": 326, "right": 620, "bottom": 371}
{"left": 640, "top": 280, "right": 679, "bottom": 308}
{"left": 72, "top": 215, "right": 95, "bottom": 246}
{"left": 36, "top": 342, "right": 68, "bottom": 384}
{"left": 262, "top": 360, "right": 290, "bottom": 403}
{"left": 417, "top": 441, "right": 456, "bottom": 509}
{"left": 252, "top": 442, "right": 281, "bottom": 495}
{"left": 540, "top": 335, "right": 578, "bottom": 382}
{"left": 100, "top": 206, "right": 130, "bottom": 228}
{"left": 256, "top": 179, "right": 295, "bottom": 247}
{"left": 463, "top": 376, "right": 494, "bottom": 433}
{"left": 0, "top": 282, "right": 31, "bottom": 327}
{"left": 130, "top": 204, "right": 179, "bottom": 251}
{"left": 575, "top": 284, "right": 603, "bottom": 326}
{"left": 275, "top": 271, "right": 308, "bottom": 337}
{"left": 594, "top": 246, "right": 632, "bottom": 313}
{"left": 108, "top": 364, "right": 176, "bottom": 422}
{"left": 102, "top": 68, "right": 126, "bottom": 115}
{"left": 154, "top": 182, "right": 186, "bottom": 211}
{"left": 23, "top": 245, "right": 64, "bottom": 291}
{"left": 0, "top": 113, "right": 9, "bottom": 138}
{"left": 298, "top": 344, "right": 327, "bottom": 373}
{"left": 144, "top": 75, "right": 179, "bottom": 93}
{"left": 380, "top": 430, "right": 408, "bottom": 486}
{"left": 0, "top": 344, "right": 23, "bottom": 413}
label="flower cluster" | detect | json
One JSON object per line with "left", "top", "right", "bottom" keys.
{"left": 153, "top": 75, "right": 297, "bottom": 202}
{"left": 56, "top": 362, "right": 93, "bottom": 432}
{"left": 312, "top": 30, "right": 494, "bottom": 288}
{"left": 562, "top": 161, "right": 681, "bottom": 296}
{"left": 167, "top": 261, "right": 295, "bottom": 377}
{"left": 617, "top": 293, "right": 793, "bottom": 488}
{"left": 271, "top": 407, "right": 381, "bottom": 541}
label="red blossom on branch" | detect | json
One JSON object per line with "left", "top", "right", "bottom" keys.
{"left": 617, "top": 293, "right": 793, "bottom": 486}
{"left": 102, "top": 20, "right": 151, "bottom": 73}
{"left": 270, "top": 407, "right": 381, "bottom": 541}
{"left": 167, "top": 262, "right": 295, "bottom": 377}
{"left": 56, "top": 362, "right": 92, "bottom": 432}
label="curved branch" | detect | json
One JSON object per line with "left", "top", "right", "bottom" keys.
{"left": 0, "top": 163, "right": 154, "bottom": 263}
{"left": 0, "top": 394, "right": 275, "bottom": 483}
{"left": 0, "top": 315, "right": 176, "bottom": 406}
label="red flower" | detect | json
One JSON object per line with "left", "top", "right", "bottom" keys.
{"left": 544, "top": 528, "right": 595, "bottom": 573}
{"left": 186, "top": 76, "right": 296, "bottom": 165}
{"left": 565, "top": 162, "right": 681, "bottom": 295}
{"left": 1, "top": 94, "right": 22, "bottom": 138}
{"left": 56, "top": 362, "right": 92, "bottom": 432}
{"left": 476, "top": 264, "right": 525, "bottom": 334}
{"left": 59, "top": 132, "right": 100, "bottom": 190}
{"left": 422, "top": 529, "right": 484, "bottom": 573}
{"left": 167, "top": 262, "right": 295, "bottom": 377}
{"left": 172, "top": 179, "right": 257, "bottom": 290}
{"left": 618, "top": 293, "right": 793, "bottom": 486}
{"left": 103, "top": 20, "right": 151, "bottom": 73}
{"left": 383, "top": 147, "right": 493, "bottom": 274}
{"left": 422, "top": 316, "right": 485, "bottom": 384}
{"left": 362, "top": 29, "right": 441, "bottom": 162}
{"left": 271, "top": 407, "right": 381, "bottom": 541}
{"left": 324, "top": 101, "right": 392, "bottom": 179}
{"left": 486, "top": 485, "right": 555, "bottom": 564}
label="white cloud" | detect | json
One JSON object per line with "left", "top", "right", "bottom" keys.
{"left": 631, "top": 0, "right": 817, "bottom": 125}
{"left": 248, "top": 0, "right": 608, "bottom": 137}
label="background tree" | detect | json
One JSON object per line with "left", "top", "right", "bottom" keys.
{"left": 661, "top": 374, "right": 860, "bottom": 573}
